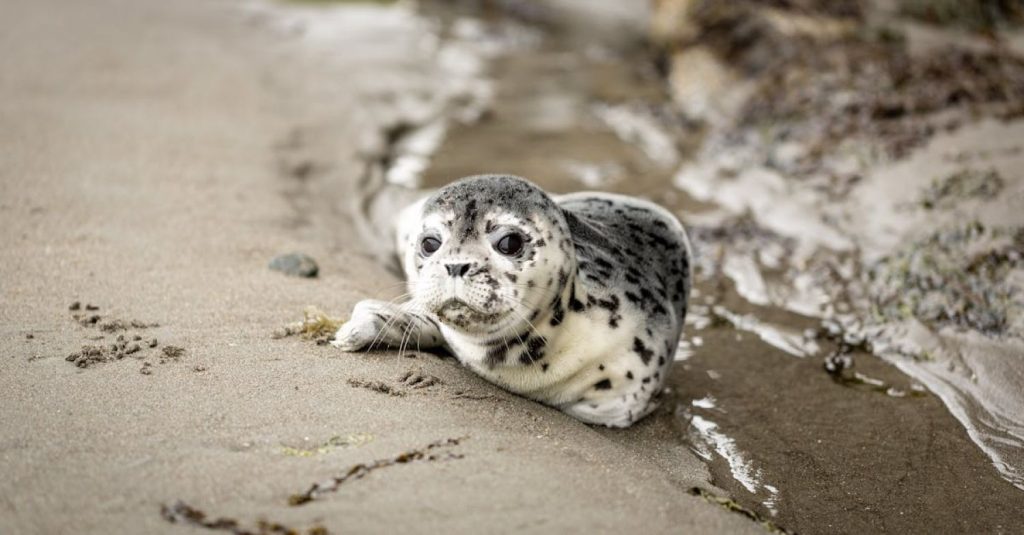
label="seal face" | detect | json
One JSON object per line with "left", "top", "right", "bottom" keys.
{"left": 408, "top": 176, "right": 572, "bottom": 339}
{"left": 333, "top": 174, "right": 691, "bottom": 428}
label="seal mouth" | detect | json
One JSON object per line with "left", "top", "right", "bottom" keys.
{"left": 434, "top": 299, "right": 504, "bottom": 327}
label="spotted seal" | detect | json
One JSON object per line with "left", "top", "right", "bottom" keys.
{"left": 333, "top": 174, "right": 691, "bottom": 427}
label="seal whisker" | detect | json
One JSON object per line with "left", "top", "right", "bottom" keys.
{"left": 505, "top": 299, "right": 546, "bottom": 343}
{"left": 365, "top": 293, "right": 415, "bottom": 350}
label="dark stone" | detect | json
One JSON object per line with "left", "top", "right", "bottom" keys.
{"left": 269, "top": 253, "right": 319, "bottom": 278}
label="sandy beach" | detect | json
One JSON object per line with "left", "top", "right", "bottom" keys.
{"left": 4, "top": 0, "right": 1024, "bottom": 533}
{"left": 0, "top": 0, "right": 756, "bottom": 533}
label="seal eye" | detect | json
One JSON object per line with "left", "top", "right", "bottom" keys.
{"left": 420, "top": 236, "right": 442, "bottom": 256}
{"left": 494, "top": 233, "right": 524, "bottom": 256}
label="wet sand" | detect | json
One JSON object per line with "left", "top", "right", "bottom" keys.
{"left": 0, "top": 0, "right": 759, "bottom": 533}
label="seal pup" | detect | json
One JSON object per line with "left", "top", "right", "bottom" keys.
{"left": 333, "top": 174, "right": 691, "bottom": 427}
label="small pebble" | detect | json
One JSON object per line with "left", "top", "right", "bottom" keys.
{"left": 149, "top": 339, "right": 158, "bottom": 348}
{"left": 69, "top": 301, "right": 81, "bottom": 311}
{"left": 824, "top": 352, "right": 854, "bottom": 376}
{"left": 269, "top": 253, "right": 319, "bottom": 278}
{"left": 25, "top": 333, "right": 33, "bottom": 340}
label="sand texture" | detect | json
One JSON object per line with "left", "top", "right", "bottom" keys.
{"left": 0, "top": 1, "right": 757, "bottom": 533}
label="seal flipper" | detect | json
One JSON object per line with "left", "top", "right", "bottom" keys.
{"left": 332, "top": 299, "right": 445, "bottom": 354}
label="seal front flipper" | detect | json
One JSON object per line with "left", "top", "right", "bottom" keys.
{"left": 331, "top": 299, "right": 444, "bottom": 353}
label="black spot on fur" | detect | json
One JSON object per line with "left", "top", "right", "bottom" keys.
{"left": 519, "top": 337, "right": 547, "bottom": 364}
{"left": 626, "top": 371, "right": 634, "bottom": 380}
{"left": 550, "top": 300, "right": 565, "bottom": 326}
{"left": 593, "top": 379, "right": 612, "bottom": 390}
{"left": 485, "top": 346, "right": 506, "bottom": 367}
{"left": 558, "top": 269, "right": 569, "bottom": 287}
{"left": 595, "top": 294, "right": 620, "bottom": 313}
{"left": 633, "top": 337, "right": 654, "bottom": 365}
{"left": 568, "top": 286, "right": 585, "bottom": 312}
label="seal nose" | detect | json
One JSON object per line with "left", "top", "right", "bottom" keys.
{"left": 446, "top": 263, "right": 472, "bottom": 278}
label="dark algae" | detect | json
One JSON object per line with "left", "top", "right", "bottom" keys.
{"left": 161, "top": 501, "right": 329, "bottom": 535}
{"left": 288, "top": 437, "right": 467, "bottom": 506}
{"left": 159, "top": 436, "right": 464, "bottom": 534}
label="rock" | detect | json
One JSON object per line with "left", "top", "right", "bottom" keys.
{"left": 269, "top": 253, "right": 319, "bottom": 278}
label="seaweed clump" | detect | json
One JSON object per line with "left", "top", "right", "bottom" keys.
{"left": 740, "top": 42, "right": 1024, "bottom": 163}
{"left": 160, "top": 501, "right": 328, "bottom": 535}
{"left": 656, "top": 0, "right": 1024, "bottom": 180}
{"left": 899, "top": 0, "right": 1024, "bottom": 32}
{"left": 272, "top": 306, "right": 345, "bottom": 345}
{"left": 869, "top": 222, "right": 1024, "bottom": 336}
{"left": 918, "top": 168, "right": 1004, "bottom": 210}
{"left": 289, "top": 437, "right": 466, "bottom": 506}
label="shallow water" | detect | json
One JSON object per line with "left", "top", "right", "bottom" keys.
{"left": 317, "top": 0, "right": 1024, "bottom": 530}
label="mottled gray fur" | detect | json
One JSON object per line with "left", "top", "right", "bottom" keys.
{"left": 333, "top": 174, "right": 691, "bottom": 427}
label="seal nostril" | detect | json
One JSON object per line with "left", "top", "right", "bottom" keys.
{"left": 446, "top": 263, "right": 471, "bottom": 277}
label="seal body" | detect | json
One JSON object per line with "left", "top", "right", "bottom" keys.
{"left": 333, "top": 175, "right": 691, "bottom": 427}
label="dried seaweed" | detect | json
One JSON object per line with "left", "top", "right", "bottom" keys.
{"left": 918, "top": 168, "right": 1004, "bottom": 210}
{"left": 273, "top": 306, "right": 346, "bottom": 345}
{"left": 160, "top": 501, "right": 328, "bottom": 535}
{"left": 288, "top": 437, "right": 467, "bottom": 506}
{"left": 869, "top": 222, "right": 1023, "bottom": 336}
{"left": 741, "top": 44, "right": 1024, "bottom": 163}
{"left": 899, "top": 0, "right": 1024, "bottom": 32}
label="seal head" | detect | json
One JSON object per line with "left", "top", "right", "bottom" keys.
{"left": 402, "top": 175, "right": 574, "bottom": 338}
